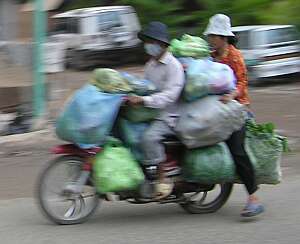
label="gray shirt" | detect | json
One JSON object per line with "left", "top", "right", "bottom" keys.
{"left": 142, "top": 51, "right": 185, "bottom": 127}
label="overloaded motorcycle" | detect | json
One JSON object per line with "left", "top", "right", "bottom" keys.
{"left": 37, "top": 134, "right": 233, "bottom": 225}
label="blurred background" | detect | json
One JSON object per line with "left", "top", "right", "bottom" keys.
{"left": 0, "top": 0, "right": 299, "bottom": 135}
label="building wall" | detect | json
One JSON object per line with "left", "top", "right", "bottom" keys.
{"left": 18, "top": 8, "right": 33, "bottom": 41}
{"left": 0, "top": 0, "right": 19, "bottom": 41}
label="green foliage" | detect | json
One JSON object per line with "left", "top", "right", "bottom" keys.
{"left": 246, "top": 120, "right": 290, "bottom": 153}
{"left": 65, "top": 0, "right": 300, "bottom": 35}
{"left": 257, "top": 0, "right": 300, "bottom": 30}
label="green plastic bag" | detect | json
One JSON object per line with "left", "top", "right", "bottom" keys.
{"left": 244, "top": 121, "right": 284, "bottom": 184}
{"left": 169, "top": 34, "right": 210, "bottom": 58}
{"left": 90, "top": 68, "right": 133, "bottom": 93}
{"left": 183, "top": 143, "right": 236, "bottom": 184}
{"left": 122, "top": 105, "right": 160, "bottom": 122}
{"left": 93, "top": 138, "right": 144, "bottom": 193}
{"left": 184, "top": 74, "right": 211, "bottom": 102}
{"left": 183, "top": 121, "right": 285, "bottom": 185}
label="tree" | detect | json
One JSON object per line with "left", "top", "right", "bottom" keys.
{"left": 65, "top": 0, "right": 300, "bottom": 35}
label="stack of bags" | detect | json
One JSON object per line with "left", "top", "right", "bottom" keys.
{"left": 169, "top": 34, "right": 285, "bottom": 185}
{"left": 55, "top": 68, "right": 160, "bottom": 192}
{"left": 55, "top": 68, "right": 158, "bottom": 149}
{"left": 169, "top": 34, "right": 243, "bottom": 149}
{"left": 170, "top": 34, "right": 236, "bottom": 101}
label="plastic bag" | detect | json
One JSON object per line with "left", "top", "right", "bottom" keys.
{"left": 93, "top": 138, "right": 144, "bottom": 193}
{"left": 184, "top": 72, "right": 211, "bottom": 101}
{"left": 90, "top": 68, "right": 133, "bottom": 93}
{"left": 121, "top": 105, "right": 160, "bottom": 123}
{"left": 117, "top": 118, "right": 149, "bottom": 161}
{"left": 120, "top": 72, "right": 157, "bottom": 95}
{"left": 170, "top": 34, "right": 210, "bottom": 58}
{"left": 183, "top": 143, "right": 236, "bottom": 184}
{"left": 175, "top": 96, "right": 246, "bottom": 148}
{"left": 56, "top": 85, "right": 124, "bottom": 148}
{"left": 244, "top": 121, "right": 284, "bottom": 184}
{"left": 184, "top": 58, "right": 236, "bottom": 101}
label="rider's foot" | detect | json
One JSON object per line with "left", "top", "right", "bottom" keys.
{"left": 155, "top": 179, "right": 174, "bottom": 200}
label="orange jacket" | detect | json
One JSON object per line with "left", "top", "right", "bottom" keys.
{"left": 212, "top": 45, "right": 250, "bottom": 105}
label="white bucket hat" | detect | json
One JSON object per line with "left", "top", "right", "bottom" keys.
{"left": 204, "top": 14, "right": 235, "bottom": 37}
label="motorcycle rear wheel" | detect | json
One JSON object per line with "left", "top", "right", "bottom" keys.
{"left": 180, "top": 183, "right": 233, "bottom": 214}
{"left": 37, "top": 156, "right": 100, "bottom": 225}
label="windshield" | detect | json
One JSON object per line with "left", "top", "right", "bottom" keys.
{"left": 51, "top": 17, "right": 80, "bottom": 34}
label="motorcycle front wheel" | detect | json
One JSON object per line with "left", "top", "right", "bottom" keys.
{"left": 180, "top": 183, "right": 233, "bottom": 214}
{"left": 36, "top": 156, "right": 100, "bottom": 225}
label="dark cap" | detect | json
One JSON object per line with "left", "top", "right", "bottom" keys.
{"left": 138, "top": 21, "right": 170, "bottom": 45}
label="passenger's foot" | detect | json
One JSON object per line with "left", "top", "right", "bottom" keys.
{"left": 241, "top": 202, "right": 265, "bottom": 217}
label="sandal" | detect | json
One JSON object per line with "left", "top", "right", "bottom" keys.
{"left": 155, "top": 181, "right": 174, "bottom": 200}
{"left": 241, "top": 202, "right": 265, "bottom": 217}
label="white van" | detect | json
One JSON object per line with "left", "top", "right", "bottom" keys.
{"left": 48, "top": 6, "right": 143, "bottom": 69}
{"left": 232, "top": 25, "right": 300, "bottom": 83}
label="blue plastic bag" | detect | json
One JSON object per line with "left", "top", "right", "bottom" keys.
{"left": 56, "top": 84, "right": 124, "bottom": 148}
{"left": 120, "top": 72, "right": 157, "bottom": 95}
{"left": 117, "top": 118, "right": 149, "bottom": 161}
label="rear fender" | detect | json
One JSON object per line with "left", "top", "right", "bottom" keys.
{"left": 51, "top": 144, "right": 102, "bottom": 158}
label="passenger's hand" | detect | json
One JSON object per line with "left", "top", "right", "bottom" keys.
{"left": 127, "top": 96, "right": 144, "bottom": 106}
{"left": 182, "top": 64, "right": 188, "bottom": 70}
{"left": 219, "top": 94, "right": 234, "bottom": 104}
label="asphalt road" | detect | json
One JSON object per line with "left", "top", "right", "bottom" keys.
{"left": 0, "top": 174, "right": 300, "bottom": 244}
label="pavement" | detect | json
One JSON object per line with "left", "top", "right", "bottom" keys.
{"left": 0, "top": 176, "right": 300, "bottom": 244}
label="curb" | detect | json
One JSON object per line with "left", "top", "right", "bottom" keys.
{"left": 0, "top": 128, "right": 53, "bottom": 146}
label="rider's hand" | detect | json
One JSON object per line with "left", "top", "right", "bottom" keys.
{"left": 127, "top": 96, "right": 144, "bottom": 106}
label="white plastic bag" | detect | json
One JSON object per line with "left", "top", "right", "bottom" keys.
{"left": 184, "top": 59, "right": 236, "bottom": 101}
{"left": 175, "top": 96, "right": 246, "bottom": 148}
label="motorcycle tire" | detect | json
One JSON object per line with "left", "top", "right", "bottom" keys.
{"left": 180, "top": 183, "right": 233, "bottom": 214}
{"left": 36, "top": 155, "right": 100, "bottom": 225}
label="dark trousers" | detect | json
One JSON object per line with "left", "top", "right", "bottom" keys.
{"left": 226, "top": 126, "right": 258, "bottom": 195}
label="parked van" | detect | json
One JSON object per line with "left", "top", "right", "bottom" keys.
{"left": 48, "top": 6, "right": 143, "bottom": 69}
{"left": 232, "top": 25, "right": 300, "bottom": 83}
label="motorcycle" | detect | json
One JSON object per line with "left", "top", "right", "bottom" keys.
{"left": 37, "top": 135, "right": 233, "bottom": 225}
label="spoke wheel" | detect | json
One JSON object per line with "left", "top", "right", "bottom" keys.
{"left": 37, "top": 156, "right": 100, "bottom": 225}
{"left": 180, "top": 183, "right": 233, "bottom": 214}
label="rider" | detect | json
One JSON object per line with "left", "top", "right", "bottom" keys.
{"left": 127, "top": 21, "right": 185, "bottom": 199}
{"left": 204, "top": 14, "right": 264, "bottom": 217}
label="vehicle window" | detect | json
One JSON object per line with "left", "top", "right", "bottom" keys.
{"left": 97, "top": 11, "right": 121, "bottom": 31}
{"left": 120, "top": 13, "right": 140, "bottom": 32}
{"left": 233, "top": 31, "right": 250, "bottom": 49}
{"left": 51, "top": 17, "right": 79, "bottom": 34}
{"left": 263, "top": 27, "right": 299, "bottom": 44}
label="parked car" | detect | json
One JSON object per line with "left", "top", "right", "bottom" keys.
{"left": 232, "top": 25, "right": 300, "bottom": 83}
{"left": 47, "top": 6, "right": 144, "bottom": 69}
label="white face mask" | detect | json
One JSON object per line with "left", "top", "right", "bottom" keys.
{"left": 144, "top": 43, "right": 163, "bottom": 57}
